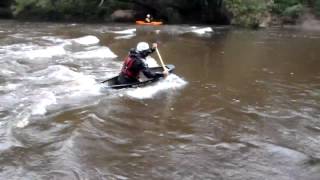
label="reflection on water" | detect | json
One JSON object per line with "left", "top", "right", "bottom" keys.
{"left": 0, "top": 20, "right": 320, "bottom": 179}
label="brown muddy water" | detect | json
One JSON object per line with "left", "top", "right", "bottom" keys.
{"left": 0, "top": 20, "right": 320, "bottom": 180}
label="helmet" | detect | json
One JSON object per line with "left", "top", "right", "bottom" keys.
{"left": 147, "top": 14, "right": 151, "bottom": 18}
{"left": 136, "top": 42, "right": 149, "bottom": 52}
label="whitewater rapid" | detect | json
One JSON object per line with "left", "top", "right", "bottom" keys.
{"left": 0, "top": 31, "right": 187, "bottom": 129}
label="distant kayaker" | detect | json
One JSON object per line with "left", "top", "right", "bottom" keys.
{"left": 145, "top": 14, "right": 153, "bottom": 23}
{"left": 117, "top": 42, "right": 168, "bottom": 85}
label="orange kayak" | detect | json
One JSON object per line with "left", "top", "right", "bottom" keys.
{"left": 135, "top": 20, "right": 163, "bottom": 25}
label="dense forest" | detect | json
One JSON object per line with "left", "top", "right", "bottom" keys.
{"left": 0, "top": 0, "right": 320, "bottom": 27}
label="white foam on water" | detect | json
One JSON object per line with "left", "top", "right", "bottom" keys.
{"left": 9, "top": 33, "right": 30, "bottom": 39}
{"left": 1, "top": 36, "right": 118, "bottom": 61}
{"left": 46, "top": 65, "right": 79, "bottom": 81}
{"left": 31, "top": 91, "right": 57, "bottom": 115}
{"left": 2, "top": 36, "right": 107, "bottom": 60}
{"left": 0, "top": 35, "right": 121, "bottom": 129}
{"left": 16, "top": 113, "right": 31, "bottom": 128}
{"left": 5, "top": 65, "right": 104, "bottom": 127}
{"left": 65, "top": 74, "right": 102, "bottom": 97}
{"left": 41, "top": 36, "right": 69, "bottom": 44}
{"left": 71, "top": 35, "right": 100, "bottom": 46}
{"left": 27, "top": 65, "right": 80, "bottom": 83}
{"left": 24, "top": 45, "right": 66, "bottom": 59}
{"left": 2, "top": 44, "right": 39, "bottom": 55}
{"left": 0, "top": 69, "right": 15, "bottom": 76}
{"left": 114, "top": 34, "right": 136, "bottom": 40}
{"left": 126, "top": 74, "right": 187, "bottom": 99}
{"left": 190, "top": 27, "right": 213, "bottom": 34}
{"left": 112, "top": 28, "right": 136, "bottom": 34}
{"left": 40, "top": 65, "right": 102, "bottom": 96}
{"left": 0, "top": 36, "right": 68, "bottom": 59}
{"left": 0, "top": 83, "right": 21, "bottom": 91}
{"left": 73, "top": 47, "right": 117, "bottom": 59}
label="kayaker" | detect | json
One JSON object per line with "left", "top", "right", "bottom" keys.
{"left": 117, "top": 42, "right": 168, "bottom": 85}
{"left": 145, "top": 14, "right": 153, "bottom": 23}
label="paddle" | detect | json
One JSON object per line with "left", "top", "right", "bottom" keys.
{"left": 101, "top": 78, "right": 109, "bottom": 83}
{"left": 155, "top": 47, "right": 169, "bottom": 76}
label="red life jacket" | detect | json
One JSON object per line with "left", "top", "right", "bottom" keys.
{"left": 121, "top": 56, "right": 139, "bottom": 78}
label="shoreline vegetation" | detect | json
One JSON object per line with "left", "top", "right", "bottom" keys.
{"left": 0, "top": 0, "right": 320, "bottom": 28}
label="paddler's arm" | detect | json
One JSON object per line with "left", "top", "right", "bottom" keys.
{"left": 141, "top": 43, "right": 157, "bottom": 57}
{"left": 141, "top": 43, "right": 168, "bottom": 78}
{"left": 137, "top": 60, "right": 163, "bottom": 79}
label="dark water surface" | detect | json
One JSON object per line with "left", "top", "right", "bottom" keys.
{"left": 0, "top": 20, "right": 320, "bottom": 179}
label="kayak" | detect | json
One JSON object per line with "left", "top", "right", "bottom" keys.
{"left": 135, "top": 20, "right": 163, "bottom": 25}
{"left": 102, "top": 64, "right": 175, "bottom": 89}
{"left": 101, "top": 64, "right": 175, "bottom": 89}
{"left": 135, "top": 21, "right": 163, "bottom": 25}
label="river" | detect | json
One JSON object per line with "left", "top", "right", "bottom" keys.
{"left": 0, "top": 20, "right": 320, "bottom": 180}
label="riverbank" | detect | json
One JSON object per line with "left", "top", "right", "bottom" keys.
{"left": 299, "top": 12, "right": 320, "bottom": 30}
{"left": 1, "top": 0, "right": 320, "bottom": 28}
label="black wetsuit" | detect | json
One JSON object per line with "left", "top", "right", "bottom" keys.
{"left": 117, "top": 48, "right": 164, "bottom": 84}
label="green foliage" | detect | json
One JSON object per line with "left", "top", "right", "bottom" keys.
{"left": 315, "top": 0, "right": 320, "bottom": 16}
{"left": 283, "top": 4, "right": 304, "bottom": 18}
{"left": 13, "top": 0, "right": 37, "bottom": 16}
{"left": 224, "top": 0, "right": 271, "bottom": 27}
{"left": 271, "top": 0, "right": 305, "bottom": 22}
{"left": 273, "top": 0, "right": 301, "bottom": 12}
{"left": 223, "top": 0, "right": 311, "bottom": 26}
{"left": 12, "top": 0, "right": 108, "bottom": 20}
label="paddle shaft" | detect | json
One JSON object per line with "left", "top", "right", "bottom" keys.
{"left": 101, "top": 79, "right": 108, "bottom": 83}
{"left": 155, "top": 48, "right": 168, "bottom": 71}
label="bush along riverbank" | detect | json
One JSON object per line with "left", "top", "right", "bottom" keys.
{"left": 1, "top": 0, "right": 320, "bottom": 28}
